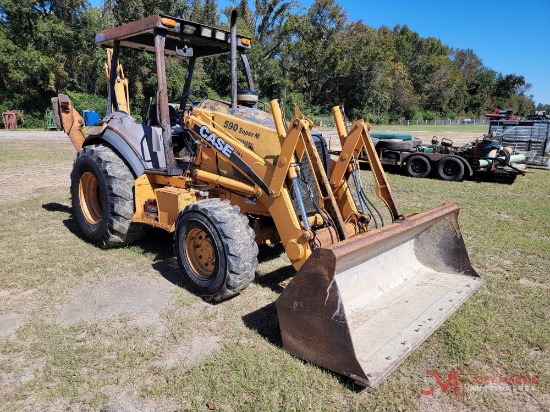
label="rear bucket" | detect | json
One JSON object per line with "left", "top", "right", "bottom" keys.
{"left": 276, "top": 203, "right": 482, "bottom": 387}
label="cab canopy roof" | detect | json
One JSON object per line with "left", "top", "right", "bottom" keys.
{"left": 95, "top": 14, "right": 251, "bottom": 58}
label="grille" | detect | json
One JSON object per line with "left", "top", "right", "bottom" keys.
{"left": 290, "top": 133, "right": 329, "bottom": 215}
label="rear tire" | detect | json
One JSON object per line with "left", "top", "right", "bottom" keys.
{"left": 174, "top": 198, "right": 258, "bottom": 301}
{"left": 70, "top": 144, "right": 147, "bottom": 247}
{"left": 437, "top": 157, "right": 465, "bottom": 181}
{"left": 405, "top": 155, "right": 431, "bottom": 178}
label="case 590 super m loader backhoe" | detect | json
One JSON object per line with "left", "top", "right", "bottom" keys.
{"left": 52, "top": 11, "right": 482, "bottom": 387}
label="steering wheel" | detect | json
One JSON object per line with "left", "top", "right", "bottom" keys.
{"left": 181, "top": 89, "right": 208, "bottom": 108}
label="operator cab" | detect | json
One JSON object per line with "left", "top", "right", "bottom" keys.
{"left": 96, "top": 13, "right": 257, "bottom": 174}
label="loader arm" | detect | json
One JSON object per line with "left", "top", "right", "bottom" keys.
{"left": 272, "top": 106, "right": 482, "bottom": 388}
{"left": 331, "top": 106, "right": 401, "bottom": 221}
{"left": 268, "top": 101, "right": 353, "bottom": 240}
{"left": 185, "top": 101, "right": 368, "bottom": 270}
{"left": 186, "top": 110, "right": 316, "bottom": 268}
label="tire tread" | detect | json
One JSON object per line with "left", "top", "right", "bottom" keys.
{"left": 71, "top": 144, "right": 147, "bottom": 247}
{"left": 177, "top": 198, "right": 258, "bottom": 301}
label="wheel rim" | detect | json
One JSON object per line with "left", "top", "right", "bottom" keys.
{"left": 443, "top": 163, "right": 458, "bottom": 176}
{"left": 186, "top": 227, "right": 216, "bottom": 278}
{"left": 411, "top": 159, "right": 427, "bottom": 174}
{"left": 79, "top": 172, "right": 102, "bottom": 224}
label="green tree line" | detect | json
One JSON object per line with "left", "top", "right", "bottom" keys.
{"left": 0, "top": 0, "right": 543, "bottom": 127}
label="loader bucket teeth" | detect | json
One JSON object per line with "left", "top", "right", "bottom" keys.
{"left": 276, "top": 202, "right": 482, "bottom": 387}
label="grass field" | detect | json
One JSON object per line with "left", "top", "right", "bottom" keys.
{"left": 0, "top": 132, "right": 548, "bottom": 411}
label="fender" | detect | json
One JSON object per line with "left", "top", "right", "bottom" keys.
{"left": 83, "top": 129, "right": 146, "bottom": 177}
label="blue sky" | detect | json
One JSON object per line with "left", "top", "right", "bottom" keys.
{"left": 90, "top": 0, "right": 550, "bottom": 105}
{"left": 336, "top": 0, "right": 550, "bottom": 105}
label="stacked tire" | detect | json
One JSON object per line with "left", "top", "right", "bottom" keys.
{"left": 375, "top": 137, "right": 422, "bottom": 151}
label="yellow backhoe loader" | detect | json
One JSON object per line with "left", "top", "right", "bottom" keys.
{"left": 52, "top": 12, "right": 482, "bottom": 387}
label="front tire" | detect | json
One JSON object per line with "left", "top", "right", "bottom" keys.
{"left": 174, "top": 199, "right": 258, "bottom": 301}
{"left": 70, "top": 144, "right": 146, "bottom": 247}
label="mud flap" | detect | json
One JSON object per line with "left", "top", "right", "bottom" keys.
{"left": 276, "top": 203, "right": 482, "bottom": 387}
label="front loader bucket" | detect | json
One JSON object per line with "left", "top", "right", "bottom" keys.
{"left": 276, "top": 203, "right": 482, "bottom": 387}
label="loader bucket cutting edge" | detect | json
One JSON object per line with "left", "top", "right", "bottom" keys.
{"left": 275, "top": 202, "right": 482, "bottom": 387}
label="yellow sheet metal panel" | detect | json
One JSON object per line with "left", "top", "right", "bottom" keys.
{"left": 194, "top": 107, "right": 282, "bottom": 181}
{"left": 155, "top": 186, "right": 196, "bottom": 228}
{"left": 133, "top": 174, "right": 156, "bottom": 219}
{"left": 133, "top": 174, "right": 196, "bottom": 231}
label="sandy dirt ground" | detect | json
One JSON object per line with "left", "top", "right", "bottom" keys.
{"left": 0, "top": 130, "right": 68, "bottom": 139}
